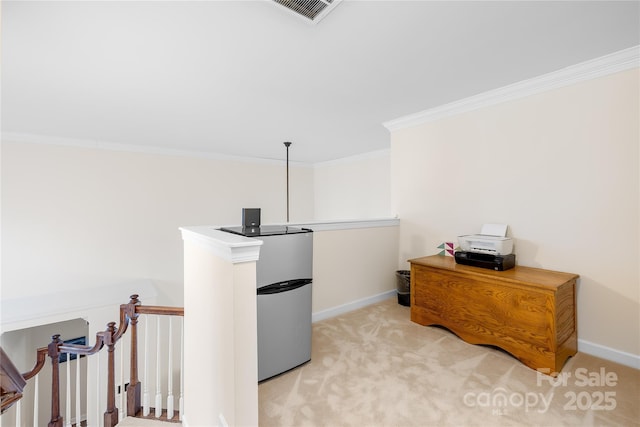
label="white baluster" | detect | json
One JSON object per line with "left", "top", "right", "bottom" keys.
{"left": 76, "top": 355, "right": 81, "bottom": 427}
{"left": 179, "top": 317, "right": 184, "bottom": 421}
{"left": 155, "top": 316, "right": 162, "bottom": 418}
{"left": 119, "top": 341, "right": 124, "bottom": 420}
{"left": 65, "top": 354, "right": 72, "bottom": 427}
{"left": 96, "top": 351, "right": 100, "bottom": 426}
{"left": 15, "top": 395, "right": 21, "bottom": 427}
{"left": 32, "top": 374, "right": 39, "bottom": 427}
{"left": 143, "top": 315, "right": 150, "bottom": 416}
{"left": 166, "top": 317, "right": 174, "bottom": 420}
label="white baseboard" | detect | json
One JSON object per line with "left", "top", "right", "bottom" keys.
{"left": 578, "top": 339, "right": 640, "bottom": 370}
{"left": 312, "top": 290, "right": 396, "bottom": 323}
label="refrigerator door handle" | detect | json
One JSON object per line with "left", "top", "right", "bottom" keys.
{"left": 257, "top": 278, "right": 312, "bottom": 295}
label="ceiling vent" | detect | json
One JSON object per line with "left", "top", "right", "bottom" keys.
{"left": 271, "top": 0, "right": 342, "bottom": 23}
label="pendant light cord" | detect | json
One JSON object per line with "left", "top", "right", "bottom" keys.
{"left": 284, "top": 142, "right": 291, "bottom": 222}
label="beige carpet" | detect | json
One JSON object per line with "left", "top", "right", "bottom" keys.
{"left": 259, "top": 297, "right": 639, "bottom": 426}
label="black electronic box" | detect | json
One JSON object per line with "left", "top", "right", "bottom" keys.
{"left": 454, "top": 251, "right": 516, "bottom": 271}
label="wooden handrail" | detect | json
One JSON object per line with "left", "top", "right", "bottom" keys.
{"left": 21, "top": 348, "right": 47, "bottom": 382}
{"left": 0, "top": 392, "right": 22, "bottom": 415}
{"left": 135, "top": 306, "right": 184, "bottom": 316}
{"left": 1, "top": 347, "right": 27, "bottom": 414}
{"left": 1, "top": 294, "right": 184, "bottom": 427}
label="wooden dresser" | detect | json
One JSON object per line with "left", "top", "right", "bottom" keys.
{"left": 409, "top": 255, "right": 578, "bottom": 374}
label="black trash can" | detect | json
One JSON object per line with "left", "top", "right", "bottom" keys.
{"left": 396, "top": 270, "right": 411, "bottom": 306}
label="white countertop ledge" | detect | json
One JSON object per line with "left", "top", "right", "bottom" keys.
{"left": 289, "top": 217, "right": 399, "bottom": 231}
{"left": 180, "top": 226, "right": 263, "bottom": 264}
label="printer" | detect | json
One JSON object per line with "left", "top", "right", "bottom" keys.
{"left": 455, "top": 223, "right": 515, "bottom": 271}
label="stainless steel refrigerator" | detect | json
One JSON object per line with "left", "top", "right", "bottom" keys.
{"left": 220, "top": 225, "right": 313, "bottom": 381}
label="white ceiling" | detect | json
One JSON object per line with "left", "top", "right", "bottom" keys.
{"left": 2, "top": 1, "right": 639, "bottom": 164}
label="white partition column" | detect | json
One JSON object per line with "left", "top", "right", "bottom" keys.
{"left": 180, "top": 226, "right": 262, "bottom": 427}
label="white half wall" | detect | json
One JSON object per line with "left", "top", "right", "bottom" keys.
{"left": 181, "top": 227, "right": 261, "bottom": 427}
{"left": 308, "top": 224, "right": 399, "bottom": 316}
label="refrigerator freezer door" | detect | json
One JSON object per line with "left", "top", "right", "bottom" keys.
{"left": 256, "top": 232, "right": 313, "bottom": 288}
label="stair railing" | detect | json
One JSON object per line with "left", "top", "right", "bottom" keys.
{"left": 0, "top": 294, "right": 184, "bottom": 427}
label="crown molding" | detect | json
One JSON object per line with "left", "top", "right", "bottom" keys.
{"left": 1, "top": 131, "right": 313, "bottom": 167}
{"left": 314, "top": 148, "right": 390, "bottom": 168}
{"left": 2, "top": 130, "right": 391, "bottom": 168}
{"left": 383, "top": 45, "right": 640, "bottom": 132}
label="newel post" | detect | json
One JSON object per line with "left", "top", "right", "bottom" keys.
{"left": 104, "top": 322, "right": 119, "bottom": 427}
{"left": 126, "top": 294, "right": 142, "bottom": 416}
{"left": 47, "top": 335, "right": 63, "bottom": 427}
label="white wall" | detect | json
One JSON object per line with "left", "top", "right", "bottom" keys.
{"left": 1, "top": 141, "right": 314, "bottom": 305}
{"left": 310, "top": 225, "right": 399, "bottom": 316}
{"left": 313, "top": 150, "right": 392, "bottom": 220}
{"left": 390, "top": 68, "right": 639, "bottom": 361}
{"left": 1, "top": 138, "right": 397, "bottom": 313}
